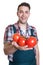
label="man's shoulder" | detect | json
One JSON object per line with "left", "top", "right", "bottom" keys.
{"left": 5, "top": 23, "right": 17, "bottom": 31}
{"left": 29, "top": 25, "right": 36, "bottom": 30}
{"left": 5, "top": 24, "right": 14, "bottom": 30}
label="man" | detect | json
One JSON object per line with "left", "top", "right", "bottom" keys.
{"left": 3, "top": 2, "right": 39, "bottom": 65}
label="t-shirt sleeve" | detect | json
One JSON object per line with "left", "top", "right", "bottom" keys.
{"left": 4, "top": 25, "right": 14, "bottom": 43}
{"left": 32, "top": 27, "right": 38, "bottom": 41}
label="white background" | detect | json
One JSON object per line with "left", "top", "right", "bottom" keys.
{"left": 0, "top": 0, "right": 43, "bottom": 65}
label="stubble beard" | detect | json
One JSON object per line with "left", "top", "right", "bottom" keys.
{"left": 18, "top": 19, "right": 27, "bottom": 24}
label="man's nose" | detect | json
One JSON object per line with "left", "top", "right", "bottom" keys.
{"left": 22, "top": 12, "right": 25, "bottom": 16}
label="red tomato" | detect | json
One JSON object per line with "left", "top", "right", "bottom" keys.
{"left": 12, "top": 33, "right": 20, "bottom": 42}
{"left": 25, "top": 36, "right": 37, "bottom": 48}
{"left": 18, "top": 36, "right": 26, "bottom": 46}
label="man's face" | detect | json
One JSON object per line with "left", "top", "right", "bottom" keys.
{"left": 17, "top": 6, "right": 30, "bottom": 24}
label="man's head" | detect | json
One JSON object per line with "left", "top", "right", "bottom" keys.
{"left": 17, "top": 2, "right": 31, "bottom": 24}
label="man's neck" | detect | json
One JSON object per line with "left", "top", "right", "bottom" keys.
{"left": 18, "top": 21, "right": 27, "bottom": 30}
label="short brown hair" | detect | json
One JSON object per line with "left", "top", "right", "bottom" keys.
{"left": 17, "top": 2, "right": 31, "bottom": 11}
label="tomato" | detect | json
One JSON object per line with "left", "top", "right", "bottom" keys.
{"left": 12, "top": 33, "right": 20, "bottom": 42}
{"left": 18, "top": 36, "right": 26, "bottom": 46}
{"left": 25, "top": 36, "right": 37, "bottom": 48}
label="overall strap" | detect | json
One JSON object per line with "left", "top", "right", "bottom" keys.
{"left": 31, "top": 29, "right": 35, "bottom": 37}
{"left": 30, "top": 29, "right": 35, "bottom": 50}
{"left": 13, "top": 25, "right": 16, "bottom": 33}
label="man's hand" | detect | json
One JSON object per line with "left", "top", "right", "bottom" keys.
{"left": 12, "top": 41, "right": 33, "bottom": 50}
{"left": 4, "top": 42, "right": 17, "bottom": 55}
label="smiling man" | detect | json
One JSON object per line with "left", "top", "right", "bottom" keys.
{"left": 3, "top": 2, "right": 39, "bottom": 65}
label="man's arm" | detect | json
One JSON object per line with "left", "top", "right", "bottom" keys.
{"left": 34, "top": 44, "right": 39, "bottom": 65}
{"left": 3, "top": 41, "right": 33, "bottom": 55}
{"left": 3, "top": 42, "right": 17, "bottom": 55}
{"left": 3, "top": 25, "right": 18, "bottom": 55}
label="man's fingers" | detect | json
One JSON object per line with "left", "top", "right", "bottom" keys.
{"left": 25, "top": 47, "right": 33, "bottom": 50}
{"left": 23, "top": 45, "right": 28, "bottom": 48}
{"left": 12, "top": 41, "right": 19, "bottom": 47}
{"left": 12, "top": 42, "right": 33, "bottom": 50}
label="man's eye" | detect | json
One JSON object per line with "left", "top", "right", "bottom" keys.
{"left": 25, "top": 11, "right": 29, "bottom": 14}
{"left": 19, "top": 11, "right": 23, "bottom": 13}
